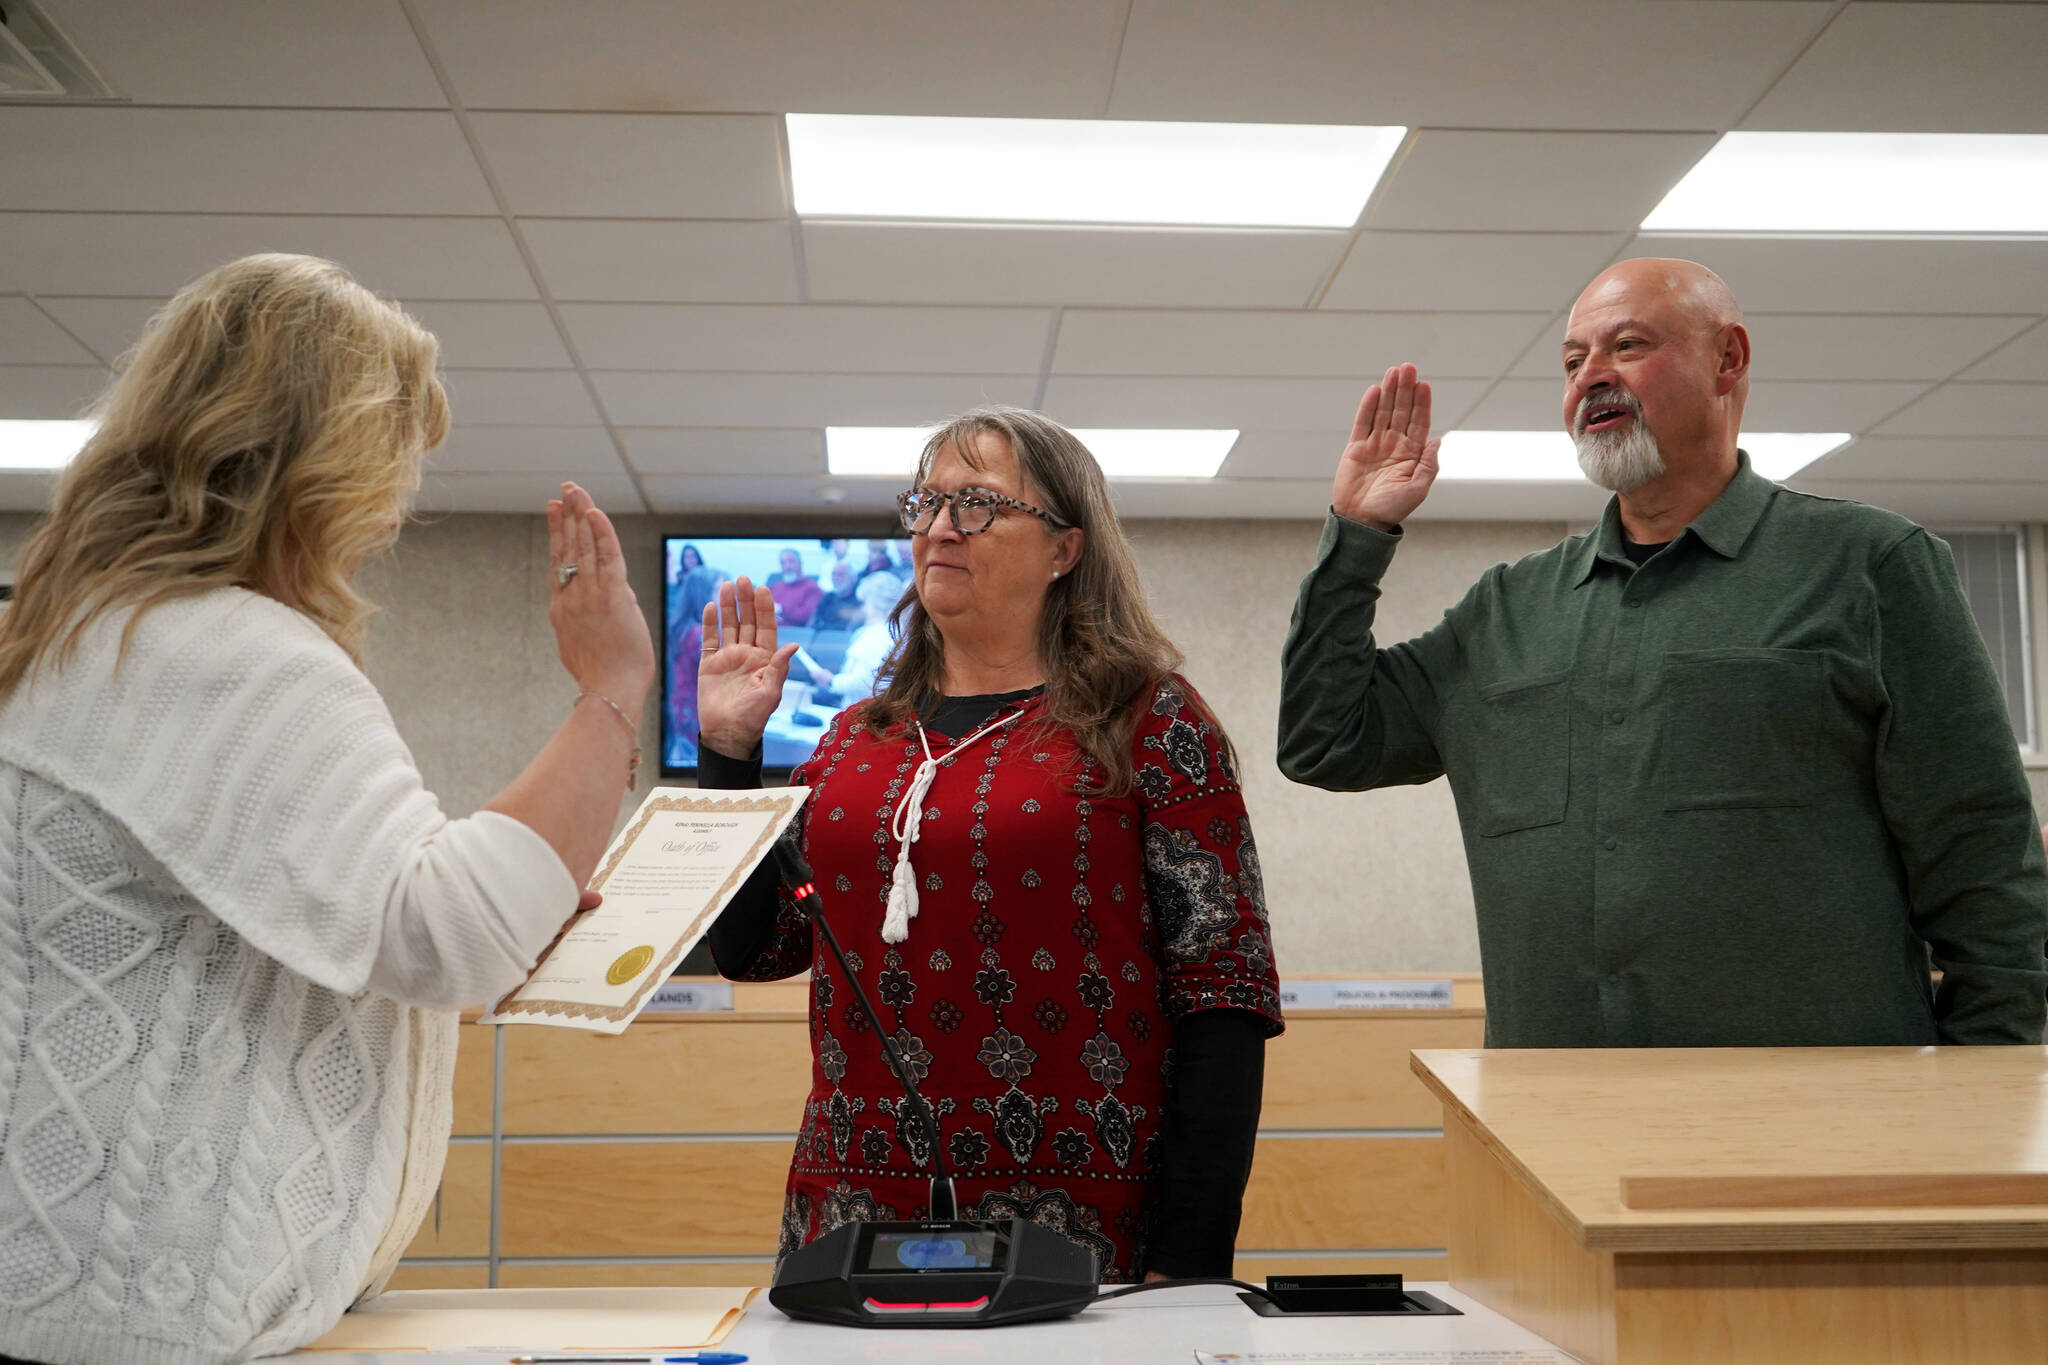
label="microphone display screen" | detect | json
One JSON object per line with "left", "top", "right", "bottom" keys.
{"left": 860, "top": 1227, "right": 1004, "bottom": 1273}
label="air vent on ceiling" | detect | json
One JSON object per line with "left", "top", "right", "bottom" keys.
{"left": 0, "top": 1, "right": 115, "bottom": 100}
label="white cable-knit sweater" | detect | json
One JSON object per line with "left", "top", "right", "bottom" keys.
{"left": 0, "top": 588, "right": 578, "bottom": 1365}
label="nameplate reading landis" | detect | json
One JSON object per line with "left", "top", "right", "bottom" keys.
{"left": 481, "top": 786, "right": 808, "bottom": 1034}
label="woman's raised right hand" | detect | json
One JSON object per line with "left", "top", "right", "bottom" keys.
{"left": 697, "top": 576, "right": 798, "bottom": 760}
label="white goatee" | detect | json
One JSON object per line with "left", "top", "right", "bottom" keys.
{"left": 1573, "top": 392, "right": 1666, "bottom": 494}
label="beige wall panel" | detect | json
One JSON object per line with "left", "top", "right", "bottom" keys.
{"left": 502, "top": 1019, "right": 810, "bottom": 1134}
{"left": 1263, "top": 1014, "right": 1486, "bottom": 1130}
{"left": 499, "top": 1262, "right": 774, "bottom": 1288}
{"left": 452, "top": 1023, "right": 495, "bottom": 1137}
{"left": 403, "top": 1143, "right": 493, "bottom": 1260}
{"left": 385, "top": 1263, "right": 491, "bottom": 1290}
{"left": 498, "top": 1140, "right": 792, "bottom": 1257}
{"left": 1240, "top": 1137, "right": 1445, "bottom": 1250}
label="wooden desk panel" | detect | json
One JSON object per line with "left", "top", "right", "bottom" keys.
{"left": 403, "top": 1142, "right": 491, "bottom": 1260}
{"left": 500, "top": 1020, "right": 811, "bottom": 1135}
{"left": 498, "top": 1140, "right": 793, "bottom": 1257}
{"left": 1264, "top": 1014, "right": 1484, "bottom": 1130}
{"left": 1241, "top": 1137, "right": 1444, "bottom": 1249}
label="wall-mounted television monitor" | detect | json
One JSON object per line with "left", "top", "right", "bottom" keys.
{"left": 662, "top": 535, "right": 915, "bottom": 776}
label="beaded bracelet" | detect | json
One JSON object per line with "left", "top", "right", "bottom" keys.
{"left": 577, "top": 690, "right": 643, "bottom": 786}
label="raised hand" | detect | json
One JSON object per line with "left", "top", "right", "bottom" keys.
{"left": 545, "top": 481, "right": 656, "bottom": 704}
{"left": 697, "top": 576, "right": 799, "bottom": 760}
{"left": 1332, "top": 363, "right": 1442, "bottom": 532}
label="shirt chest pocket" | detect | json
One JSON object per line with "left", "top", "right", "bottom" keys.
{"left": 1473, "top": 672, "right": 1572, "bottom": 836}
{"left": 1655, "top": 648, "right": 1823, "bottom": 811}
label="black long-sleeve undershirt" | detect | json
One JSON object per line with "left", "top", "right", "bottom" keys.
{"left": 697, "top": 698, "right": 1266, "bottom": 1278}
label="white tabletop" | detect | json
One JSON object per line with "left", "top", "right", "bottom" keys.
{"left": 278, "top": 1282, "right": 1574, "bottom": 1363}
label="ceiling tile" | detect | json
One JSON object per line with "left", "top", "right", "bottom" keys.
{"left": 428, "top": 425, "right": 621, "bottom": 476}
{"left": 468, "top": 113, "right": 786, "bottom": 219}
{"left": 418, "top": 471, "right": 645, "bottom": 516}
{"left": 620, "top": 428, "right": 826, "bottom": 477}
{"left": 1320, "top": 232, "right": 1626, "bottom": 312}
{"left": 1805, "top": 436, "right": 2048, "bottom": 483}
{"left": 0, "top": 471, "right": 59, "bottom": 513}
{"left": 521, "top": 221, "right": 800, "bottom": 303}
{"left": 0, "top": 215, "right": 536, "bottom": 300}
{"left": 1040, "top": 375, "right": 1487, "bottom": 430}
{"left": 30, "top": 298, "right": 159, "bottom": 365}
{"left": 0, "top": 109, "right": 495, "bottom": 215}
{"left": 1108, "top": 0, "right": 1832, "bottom": 129}
{"left": 1366, "top": 132, "right": 1715, "bottom": 233}
{"left": 0, "top": 299, "right": 98, "bottom": 365}
{"left": 440, "top": 370, "right": 603, "bottom": 425}
{"left": 40, "top": 0, "right": 447, "bottom": 106}
{"left": 1626, "top": 236, "right": 2048, "bottom": 315}
{"left": 1053, "top": 309, "right": 1548, "bottom": 380}
{"left": 640, "top": 473, "right": 903, "bottom": 517}
{"left": 558, "top": 304, "right": 1052, "bottom": 374}
{"left": 1510, "top": 313, "right": 2042, "bottom": 382}
{"left": 407, "top": 302, "right": 572, "bottom": 369}
{"left": 1744, "top": 3, "right": 2048, "bottom": 133}
{"left": 1458, "top": 377, "right": 1930, "bottom": 431}
{"left": 1875, "top": 384, "right": 2048, "bottom": 438}
{"left": 1219, "top": 430, "right": 1344, "bottom": 481}
{"left": 1959, "top": 322, "right": 2048, "bottom": 383}
{"left": 0, "top": 365, "right": 109, "bottom": 419}
{"left": 414, "top": 0, "right": 1126, "bottom": 115}
{"left": 804, "top": 224, "right": 1347, "bottom": 308}
{"left": 47, "top": 300, "right": 568, "bottom": 375}
{"left": 591, "top": 372, "right": 1036, "bottom": 427}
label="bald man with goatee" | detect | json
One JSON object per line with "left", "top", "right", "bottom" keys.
{"left": 1279, "top": 258, "right": 2047, "bottom": 1048}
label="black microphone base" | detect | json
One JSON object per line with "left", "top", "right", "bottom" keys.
{"left": 769, "top": 1217, "right": 1099, "bottom": 1328}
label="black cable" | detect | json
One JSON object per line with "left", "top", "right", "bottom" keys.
{"left": 1093, "top": 1276, "right": 1276, "bottom": 1307}
{"left": 771, "top": 840, "right": 959, "bottom": 1215}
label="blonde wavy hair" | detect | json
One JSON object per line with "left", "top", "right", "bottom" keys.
{"left": 0, "top": 253, "right": 448, "bottom": 698}
{"left": 865, "top": 407, "right": 1231, "bottom": 797}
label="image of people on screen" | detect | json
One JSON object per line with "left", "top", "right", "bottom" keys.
{"left": 662, "top": 536, "right": 912, "bottom": 772}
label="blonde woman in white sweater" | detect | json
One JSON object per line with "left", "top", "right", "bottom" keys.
{"left": 0, "top": 254, "right": 654, "bottom": 1365}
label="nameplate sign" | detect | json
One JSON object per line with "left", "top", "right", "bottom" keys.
{"left": 1280, "top": 979, "right": 1455, "bottom": 1010}
{"left": 640, "top": 981, "right": 736, "bottom": 1013}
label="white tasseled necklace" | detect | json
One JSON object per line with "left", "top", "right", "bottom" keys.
{"left": 883, "top": 706, "right": 1032, "bottom": 943}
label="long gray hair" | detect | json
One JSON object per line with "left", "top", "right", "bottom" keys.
{"left": 865, "top": 407, "right": 1230, "bottom": 796}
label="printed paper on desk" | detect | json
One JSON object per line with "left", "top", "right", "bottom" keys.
{"left": 481, "top": 786, "right": 808, "bottom": 1033}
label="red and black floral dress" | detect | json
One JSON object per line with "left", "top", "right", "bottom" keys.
{"left": 709, "top": 675, "right": 1283, "bottom": 1282}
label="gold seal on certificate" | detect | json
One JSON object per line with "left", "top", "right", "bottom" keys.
{"left": 606, "top": 944, "right": 655, "bottom": 986}
{"left": 481, "top": 786, "right": 810, "bottom": 1034}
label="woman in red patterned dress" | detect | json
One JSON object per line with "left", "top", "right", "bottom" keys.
{"left": 698, "top": 408, "right": 1283, "bottom": 1283}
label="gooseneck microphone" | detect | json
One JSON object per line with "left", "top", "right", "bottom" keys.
{"left": 765, "top": 838, "right": 1100, "bottom": 1328}
{"left": 770, "top": 838, "right": 957, "bottom": 1220}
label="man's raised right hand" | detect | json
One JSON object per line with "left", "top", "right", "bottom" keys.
{"left": 1332, "top": 363, "right": 1441, "bottom": 533}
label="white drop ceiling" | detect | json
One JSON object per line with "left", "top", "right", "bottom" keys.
{"left": 0, "top": 0, "right": 2042, "bottom": 522}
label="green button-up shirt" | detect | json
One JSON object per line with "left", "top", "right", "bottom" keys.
{"left": 1279, "top": 453, "right": 2048, "bottom": 1048}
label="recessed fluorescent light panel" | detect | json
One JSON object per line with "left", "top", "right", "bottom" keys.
{"left": 827, "top": 427, "right": 1239, "bottom": 480}
{"left": 1643, "top": 133, "right": 2048, "bottom": 233}
{"left": 787, "top": 114, "right": 1406, "bottom": 228}
{"left": 0, "top": 419, "right": 93, "bottom": 470}
{"left": 1438, "top": 431, "right": 1849, "bottom": 483}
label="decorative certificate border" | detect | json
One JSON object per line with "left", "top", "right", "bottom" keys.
{"left": 487, "top": 788, "right": 805, "bottom": 1026}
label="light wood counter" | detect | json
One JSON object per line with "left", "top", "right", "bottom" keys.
{"left": 393, "top": 975, "right": 1483, "bottom": 1290}
{"left": 1413, "top": 1047, "right": 2048, "bottom": 1365}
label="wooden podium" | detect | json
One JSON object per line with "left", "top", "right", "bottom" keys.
{"left": 1411, "top": 1048, "right": 2048, "bottom": 1365}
